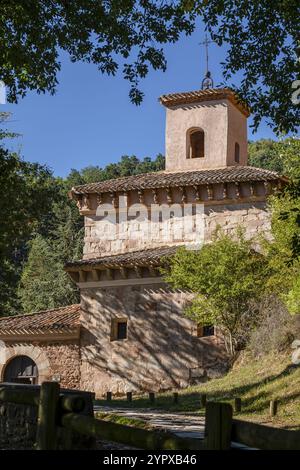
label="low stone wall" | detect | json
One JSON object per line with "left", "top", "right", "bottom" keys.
{"left": 0, "top": 383, "right": 95, "bottom": 450}
{"left": 0, "top": 400, "right": 37, "bottom": 449}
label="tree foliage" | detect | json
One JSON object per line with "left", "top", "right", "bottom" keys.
{"left": 163, "top": 230, "right": 269, "bottom": 355}
{"left": 0, "top": 0, "right": 194, "bottom": 105}
{"left": 18, "top": 235, "right": 78, "bottom": 313}
{"left": 0, "top": 129, "right": 165, "bottom": 316}
{"left": 0, "top": 1, "right": 299, "bottom": 132}
{"left": 265, "top": 194, "right": 300, "bottom": 314}
{"left": 196, "top": 0, "right": 300, "bottom": 133}
{"left": 249, "top": 137, "right": 300, "bottom": 193}
{"left": 0, "top": 114, "right": 58, "bottom": 314}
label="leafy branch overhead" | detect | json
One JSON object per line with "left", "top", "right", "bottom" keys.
{"left": 197, "top": 0, "right": 300, "bottom": 134}
{"left": 0, "top": 1, "right": 299, "bottom": 132}
{"left": 0, "top": 0, "right": 195, "bottom": 105}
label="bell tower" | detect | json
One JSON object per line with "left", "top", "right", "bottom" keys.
{"left": 159, "top": 87, "right": 250, "bottom": 172}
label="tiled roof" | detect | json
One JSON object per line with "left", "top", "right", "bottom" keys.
{"left": 0, "top": 304, "right": 81, "bottom": 336}
{"left": 159, "top": 87, "right": 250, "bottom": 116}
{"left": 65, "top": 246, "right": 180, "bottom": 270}
{"left": 70, "top": 166, "right": 283, "bottom": 196}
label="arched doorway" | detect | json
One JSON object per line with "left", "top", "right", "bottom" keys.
{"left": 3, "top": 355, "right": 38, "bottom": 384}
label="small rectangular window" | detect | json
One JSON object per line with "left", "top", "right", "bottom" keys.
{"left": 197, "top": 324, "right": 215, "bottom": 337}
{"left": 117, "top": 321, "right": 127, "bottom": 340}
{"left": 111, "top": 318, "right": 128, "bottom": 341}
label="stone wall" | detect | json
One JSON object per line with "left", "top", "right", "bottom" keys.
{"left": 83, "top": 199, "right": 270, "bottom": 259}
{"left": 0, "top": 384, "right": 95, "bottom": 450}
{"left": 0, "top": 401, "right": 37, "bottom": 449}
{"left": 0, "top": 340, "right": 81, "bottom": 389}
{"left": 80, "top": 283, "right": 228, "bottom": 397}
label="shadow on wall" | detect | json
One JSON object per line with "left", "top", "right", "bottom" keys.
{"left": 80, "top": 285, "right": 229, "bottom": 396}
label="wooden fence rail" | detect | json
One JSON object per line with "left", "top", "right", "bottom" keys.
{"left": 1, "top": 381, "right": 300, "bottom": 450}
{"left": 61, "top": 413, "right": 202, "bottom": 450}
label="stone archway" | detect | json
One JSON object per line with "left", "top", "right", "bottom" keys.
{"left": 3, "top": 355, "right": 38, "bottom": 384}
{"left": 0, "top": 344, "right": 51, "bottom": 384}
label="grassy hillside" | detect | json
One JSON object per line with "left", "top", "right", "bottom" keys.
{"left": 95, "top": 352, "right": 300, "bottom": 430}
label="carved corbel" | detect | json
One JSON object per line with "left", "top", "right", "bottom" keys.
{"left": 193, "top": 185, "right": 201, "bottom": 202}
{"left": 206, "top": 184, "right": 213, "bottom": 201}
{"left": 166, "top": 187, "right": 173, "bottom": 204}
{"left": 106, "top": 268, "right": 114, "bottom": 280}
{"left": 75, "top": 194, "right": 83, "bottom": 210}
{"left": 134, "top": 266, "right": 142, "bottom": 278}
{"left": 263, "top": 181, "right": 270, "bottom": 196}
{"left": 120, "top": 267, "right": 128, "bottom": 279}
{"left": 91, "top": 269, "right": 101, "bottom": 281}
{"left": 79, "top": 270, "right": 87, "bottom": 282}
{"left": 96, "top": 193, "right": 103, "bottom": 206}
{"left": 82, "top": 195, "right": 90, "bottom": 210}
{"left": 110, "top": 192, "right": 118, "bottom": 208}
{"left": 137, "top": 189, "right": 144, "bottom": 204}
{"left": 149, "top": 266, "right": 158, "bottom": 277}
{"left": 235, "top": 182, "right": 240, "bottom": 199}
{"left": 179, "top": 186, "right": 187, "bottom": 204}
{"left": 152, "top": 188, "right": 159, "bottom": 204}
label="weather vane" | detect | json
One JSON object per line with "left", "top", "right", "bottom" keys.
{"left": 199, "top": 34, "right": 214, "bottom": 90}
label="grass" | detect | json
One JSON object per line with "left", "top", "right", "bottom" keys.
{"left": 94, "top": 352, "right": 300, "bottom": 429}
{"left": 95, "top": 412, "right": 152, "bottom": 430}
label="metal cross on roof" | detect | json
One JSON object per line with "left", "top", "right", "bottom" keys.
{"left": 199, "top": 34, "right": 215, "bottom": 89}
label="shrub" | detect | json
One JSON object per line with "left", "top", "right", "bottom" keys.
{"left": 248, "top": 296, "right": 295, "bottom": 357}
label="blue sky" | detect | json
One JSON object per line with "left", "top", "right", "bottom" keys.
{"left": 1, "top": 23, "right": 278, "bottom": 178}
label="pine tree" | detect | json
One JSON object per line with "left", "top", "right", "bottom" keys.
{"left": 18, "top": 235, "right": 79, "bottom": 313}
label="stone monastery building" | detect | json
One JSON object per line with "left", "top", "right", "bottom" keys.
{"left": 0, "top": 87, "right": 285, "bottom": 396}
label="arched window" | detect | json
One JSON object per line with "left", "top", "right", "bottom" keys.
{"left": 187, "top": 128, "right": 205, "bottom": 159}
{"left": 234, "top": 142, "right": 240, "bottom": 163}
{"left": 3, "top": 355, "right": 38, "bottom": 384}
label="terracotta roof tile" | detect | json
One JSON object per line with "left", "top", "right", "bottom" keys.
{"left": 71, "top": 166, "right": 283, "bottom": 196}
{"left": 0, "top": 304, "right": 81, "bottom": 336}
{"left": 159, "top": 87, "right": 250, "bottom": 116}
{"left": 65, "top": 246, "right": 180, "bottom": 270}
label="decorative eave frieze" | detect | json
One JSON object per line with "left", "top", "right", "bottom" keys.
{"left": 67, "top": 265, "right": 162, "bottom": 287}
{"left": 65, "top": 247, "right": 175, "bottom": 287}
{"left": 72, "top": 179, "right": 281, "bottom": 215}
{"left": 0, "top": 327, "right": 80, "bottom": 343}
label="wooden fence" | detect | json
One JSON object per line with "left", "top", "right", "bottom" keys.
{"left": 1, "top": 381, "right": 300, "bottom": 450}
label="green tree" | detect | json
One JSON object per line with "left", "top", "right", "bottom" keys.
{"left": 196, "top": 0, "right": 300, "bottom": 133}
{"left": 283, "top": 275, "right": 300, "bottom": 315}
{"left": 265, "top": 194, "right": 300, "bottom": 313}
{"left": 0, "top": 1, "right": 194, "bottom": 105}
{"left": 0, "top": 113, "right": 58, "bottom": 315}
{"left": 18, "top": 235, "right": 79, "bottom": 313}
{"left": 248, "top": 139, "right": 283, "bottom": 173}
{"left": 248, "top": 137, "right": 300, "bottom": 191}
{"left": 163, "top": 230, "right": 269, "bottom": 355}
{"left": 1, "top": 2, "right": 298, "bottom": 132}
{"left": 15, "top": 154, "right": 165, "bottom": 314}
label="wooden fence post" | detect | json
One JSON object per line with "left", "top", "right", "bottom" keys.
{"left": 205, "top": 402, "right": 233, "bottom": 450}
{"left": 173, "top": 392, "right": 178, "bottom": 404}
{"left": 200, "top": 393, "right": 207, "bottom": 408}
{"left": 36, "top": 381, "right": 60, "bottom": 450}
{"left": 270, "top": 400, "right": 278, "bottom": 417}
{"left": 149, "top": 392, "right": 155, "bottom": 404}
{"left": 127, "top": 392, "right": 132, "bottom": 403}
{"left": 234, "top": 397, "right": 242, "bottom": 413}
